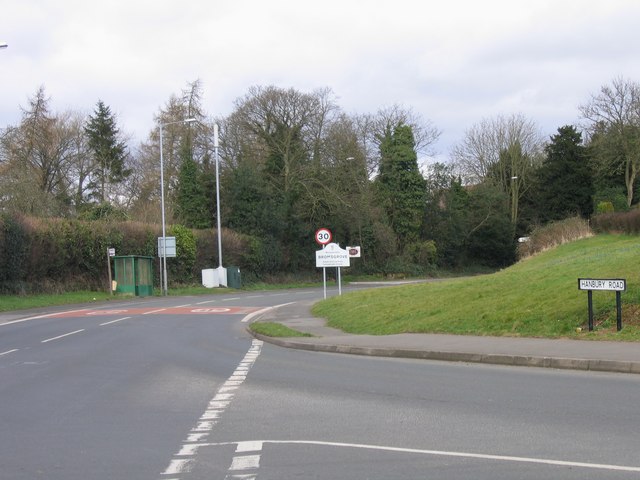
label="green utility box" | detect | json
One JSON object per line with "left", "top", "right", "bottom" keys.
{"left": 227, "top": 266, "right": 241, "bottom": 289}
{"left": 113, "top": 255, "right": 154, "bottom": 296}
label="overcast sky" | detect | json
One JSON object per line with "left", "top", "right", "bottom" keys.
{"left": 2, "top": 0, "right": 640, "bottom": 162}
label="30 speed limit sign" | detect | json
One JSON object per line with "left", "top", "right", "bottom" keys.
{"left": 315, "top": 228, "right": 332, "bottom": 245}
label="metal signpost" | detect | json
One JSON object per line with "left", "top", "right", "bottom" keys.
{"left": 578, "top": 278, "right": 626, "bottom": 331}
{"left": 315, "top": 228, "right": 332, "bottom": 298}
{"left": 107, "top": 247, "right": 115, "bottom": 295}
{"left": 316, "top": 241, "right": 350, "bottom": 298}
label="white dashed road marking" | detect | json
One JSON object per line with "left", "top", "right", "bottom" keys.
{"left": 41, "top": 329, "right": 85, "bottom": 343}
{"left": 159, "top": 339, "right": 264, "bottom": 478}
{"left": 99, "top": 316, "right": 131, "bottom": 326}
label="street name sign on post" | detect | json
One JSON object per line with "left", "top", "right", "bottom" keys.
{"left": 578, "top": 278, "right": 626, "bottom": 291}
{"left": 578, "top": 278, "right": 626, "bottom": 332}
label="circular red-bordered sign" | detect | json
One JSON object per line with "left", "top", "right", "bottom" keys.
{"left": 315, "top": 228, "right": 332, "bottom": 245}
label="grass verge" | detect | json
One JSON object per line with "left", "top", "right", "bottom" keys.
{"left": 312, "top": 234, "right": 640, "bottom": 341}
{"left": 249, "top": 322, "right": 313, "bottom": 338}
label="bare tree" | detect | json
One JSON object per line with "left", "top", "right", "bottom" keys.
{"left": 130, "top": 80, "right": 211, "bottom": 223}
{"left": 353, "top": 105, "right": 441, "bottom": 177}
{"left": 580, "top": 77, "right": 640, "bottom": 207}
{"left": 451, "top": 113, "right": 544, "bottom": 225}
{"left": 229, "top": 85, "right": 332, "bottom": 193}
{"left": 0, "top": 87, "right": 82, "bottom": 216}
{"left": 451, "top": 113, "right": 545, "bottom": 185}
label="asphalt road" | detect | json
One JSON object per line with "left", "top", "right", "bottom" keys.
{"left": 1, "top": 288, "right": 640, "bottom": 479}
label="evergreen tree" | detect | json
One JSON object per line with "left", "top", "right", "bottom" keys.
{"left": 423, "top": 165, "right": 468, "bottom": 267}
{"left": 84, "top": 100, "right": 130, "bottom": 204}
{"left": 376, "top": 124, "right": 426, "bottom": 249}
{"left": 464, "top": 183, "right": 515, "bottom": 268}
{"left": 175, "top": 153, "right": 211, "bottom": 229}
{"left": 533, "top": 125, "right": 593, "bottom": 221}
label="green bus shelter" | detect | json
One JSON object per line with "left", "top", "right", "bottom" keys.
{"left": 113, "top": 255, "right": 154, "bottom": 296}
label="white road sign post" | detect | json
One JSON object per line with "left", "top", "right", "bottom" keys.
{"left": 315, "top": 228, "right": 332, "bottom": 298}
{"left": 316, "top": 242, "right": 350, "bottom": 298}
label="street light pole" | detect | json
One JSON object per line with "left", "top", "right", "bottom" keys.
{"left": 159, "top": 118, "right": 196, "bottom": 295}
{"left": 214, "top": 124, "right": 223, "bottom": 272}
{"left": 510, "top": 176, "right": 518, "bottom": 224}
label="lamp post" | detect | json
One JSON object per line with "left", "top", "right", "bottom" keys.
{"left": 159, "top": 117, "right": 196, "bottom": 295}
{"left": 213, "top": 124, "right": 224, "bottom": 278}
{"left": 510, "top": 176, "right": 518, "bottom": 224}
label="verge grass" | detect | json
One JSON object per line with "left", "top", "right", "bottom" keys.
{"left": 312, "top": 234, "right": 640, "bottom": 341}
{"left": 0, "top": 291, "right": 115, "bottom": 312}
{"left": 249, "top": 322, "right": 313, "bottom": 338}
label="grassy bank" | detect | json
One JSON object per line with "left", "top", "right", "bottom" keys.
{"left": 313, "top": 235, "right": 640, "bottom": 341}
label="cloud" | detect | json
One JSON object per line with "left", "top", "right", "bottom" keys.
{"left": 2, "top": 0, "right": 640, "bottom": 160}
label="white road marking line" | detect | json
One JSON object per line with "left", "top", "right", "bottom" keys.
{"left": 218, "top": 385, "right": 239, "bottom": 393}
{"left": 0, "top": 349, "right": 19, "bottom": 356}
{"left": 200, "top": 411, "right": 221, "bottom": 420}
{"left": 229, "top": 455, "right": 260, "bottom": 471}
{"left": 186, "top": 433, "right": 209, "bottom": 442}
{"left": 177, "top": 444, "right": 206, "bottom": 456}
{"left": 143, "top": 308, "right": 167, "bottom": 315}
{"left": 236, "top": 441, "right": 263, "bottom": 453}
{"left": 214, "top": 440, "right": 640, "bottom": 473}
{"left": 174, "top": 304, "right": 193, "bottom": 308}
{"left": 0, "top": 309, "right": 89, "bottom": 327}
{"left": 225, "top": 444, "right": 263, "bottom": 479}
{"left": 162, "top": 459, "right": 192, "bottom": 475}
{"left": 160, "top": 339, "right": 264, "bottom": 479}
{"left": 41, "top": 329, "right": 85, "bottom": 343}
{"left": 223, "top": 380, "right": 243, "bottom": 387}
{"left": 99, "top": 316, "right": 131, "bottom": 326}
{"left": 213, "top": 393, "right": 235, "bottom": 401}
{"left": 241, "top": 302, "right": 295, "bottom": 323}
{"left": 193, "top": 421, "right": 217, "bottom": 432}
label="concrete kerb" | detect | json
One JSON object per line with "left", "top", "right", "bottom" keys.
{"left": 250, "top": 333, "right": 640, "bottom": 374}
{"left": 245, "top": 297, "right": 640, "bottom": 375}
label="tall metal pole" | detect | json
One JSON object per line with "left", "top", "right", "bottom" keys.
{"left": 159, "top": 124, "right": 168, "bottom": 296}
{"left": 214, "top": 124, "right": 223, "bottom": 269}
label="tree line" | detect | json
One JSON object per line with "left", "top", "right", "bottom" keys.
{"left": 1, "top": 77, "right": 638, "bottom": 282}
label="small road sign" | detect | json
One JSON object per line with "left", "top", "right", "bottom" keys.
{"left": 315, "top": 228, "right": 332, "bottom": 245}
{"left": 578, "top": 278, "right": 626, "bottom": 291}
{"left": 316, "top": 243, "right": 350, "bottom": 268}
{"left": 158, "top": 236, "right": 177, "bottom": 257}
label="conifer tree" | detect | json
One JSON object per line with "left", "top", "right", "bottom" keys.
{"left": 376, "top": 124, "right": 426, "bottom": 248}
{"left": 84, "top": 100, "right": 130, "bottom": 204}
